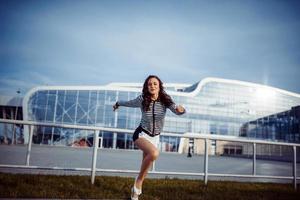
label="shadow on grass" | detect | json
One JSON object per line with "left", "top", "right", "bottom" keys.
{"left": 0, "top": 173, "right": 299, "bottom": 199}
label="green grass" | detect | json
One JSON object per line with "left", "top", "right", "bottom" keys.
{"left": 0, "top": 172, "right": 299, "bottom": 199}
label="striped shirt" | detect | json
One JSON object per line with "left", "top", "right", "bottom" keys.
{"left": 118, "top": 95, "right": 185, "bottom": 136}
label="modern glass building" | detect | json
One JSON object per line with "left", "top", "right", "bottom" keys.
{"left": 22, "top": 77, "right": 300, "bottom": 153}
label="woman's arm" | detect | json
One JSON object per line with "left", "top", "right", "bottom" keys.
{"left": 113, "top": 95, "right": 143, "bottom": 111}
{"left": 168, "top": 103, "right": 186, "bottom": 115}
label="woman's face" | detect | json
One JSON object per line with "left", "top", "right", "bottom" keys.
{"left": 147, "top": 77, "right": 160, "bottom": 96}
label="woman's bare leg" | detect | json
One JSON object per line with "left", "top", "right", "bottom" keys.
{"left": 143, "top": 151, "right": 146, "bottom": 161}
{"left": 134, "top": 137, "right": 159, "bottom": 190}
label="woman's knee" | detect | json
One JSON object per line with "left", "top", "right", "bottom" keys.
{"left": 148, "top": 149, "right": 159, "bottom": 161}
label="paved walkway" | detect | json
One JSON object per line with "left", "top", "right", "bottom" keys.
{"left": 0, "top": 145, "right": 299, "bottom": 183}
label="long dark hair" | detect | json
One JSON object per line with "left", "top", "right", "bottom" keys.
{"left": 142, "top": 75, "right": 174, "bottom": 111}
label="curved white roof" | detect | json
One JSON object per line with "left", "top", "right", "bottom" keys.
{"left": 0, "top": 95, "right": 23, "bottom": 106}
{"left": 190, "top": 77, "right": 300, "bottom": 98}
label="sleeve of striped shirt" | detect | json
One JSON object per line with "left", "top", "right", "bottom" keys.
{"left": 117, "top": 95, "right": 143, "bottom": 108}
{"left": 168, "top": 103, "right": 185, "bottom": 115}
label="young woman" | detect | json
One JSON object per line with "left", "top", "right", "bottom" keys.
{"left": 113, "top": 75, "right": 185, "bottom": 200}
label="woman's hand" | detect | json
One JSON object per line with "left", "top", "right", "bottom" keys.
{"left": 113, "top": 102, "right": 119, "bottom": 111}
{"left": 176, "top": 105, "right": 185, "bottom": 114}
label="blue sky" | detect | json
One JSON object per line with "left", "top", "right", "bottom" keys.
{"left": 1, "top": 0, "right": 300, "bottom": 96}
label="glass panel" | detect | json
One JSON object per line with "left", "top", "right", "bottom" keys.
{"left": 55, "top": 90, "right": 65, "bottom": 123}
{"left": 76, "top": 90, "right": 89, "bottom": 125}
{"left": 126, "top": 133, "right": 134, "bottom": 149}
{"left": 45, "top": 90, "right": 56, "bottom": 122}
{"left": 116, "top": 133, "right": 125, "bottom": 149}
{"left": 102, "top": 132, "right": 113, "bottom": 148}
{"left": 63, "top": 90, "right": 77, "bottom": 124}
{"left": 35, "top": 91, "right": 48, "bottom": 121}
{"left": 88, "top": 91, "right": 97, "bottom": 125}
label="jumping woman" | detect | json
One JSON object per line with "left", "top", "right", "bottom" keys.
{"left": 113, "top": 75, "right": 185, "bottom": 200}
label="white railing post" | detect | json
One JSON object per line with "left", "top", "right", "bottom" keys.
{"left": 100, "top": 136, "right": 103, "bottom": 149}
{"left": 25, "top": 125, "right": 34, "bottom": 166}
{"left": 204, "top": 138, "right": 209, "bottom": 185}
{"left": 253, "top": 142, "right": 256, "bottom": 175}
{"left": 91, "top": 130, "right": 99, "bottom": 184}
{"left": 152, "top": 161, "right": 156, "bottom": 172}
{"left": 293, "top": 146, "right": 297, "bottom": 190}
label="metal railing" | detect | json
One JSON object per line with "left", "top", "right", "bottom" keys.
{"left": 0, "top": 119, "right": 299, "bottom": 190}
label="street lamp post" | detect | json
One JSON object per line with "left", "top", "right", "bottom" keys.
{"left": 12, "top": 89, "right": 21, "bottom": 144}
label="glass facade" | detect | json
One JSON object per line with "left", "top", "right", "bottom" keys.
{"left": 240, "top": 105, "right": 300, "bottom": 143}
{"left": 23, "top": 78, "right": 300, "bottom": 151}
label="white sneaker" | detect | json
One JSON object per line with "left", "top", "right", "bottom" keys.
{"left": 131, "top": 177, "right": 142, "bottom": 200}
